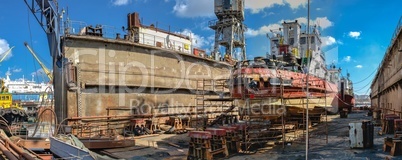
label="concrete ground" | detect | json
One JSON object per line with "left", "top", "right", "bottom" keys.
{"left": 104, "top": 110, "right": 402, "bottom": 160}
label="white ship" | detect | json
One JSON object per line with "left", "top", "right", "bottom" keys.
{"left": 3, "top": 72, "right": 53, "bottom": 93}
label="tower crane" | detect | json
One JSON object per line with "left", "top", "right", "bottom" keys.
{"left": 24, "top": 42, "right": 53, "bottom": 81}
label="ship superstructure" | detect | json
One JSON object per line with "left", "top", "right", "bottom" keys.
{"left": 231, "top": 20, "right": 340, "bottom": 122}
{"left": 269, "top": 21, "right": 327, "bottom": 79}
{"left": 3, "top": 73, "right": 52, "bottom": 93}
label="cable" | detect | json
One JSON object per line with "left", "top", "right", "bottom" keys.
{"left": 352, "top": 68, "right": 377, "bottom": 85}
{"left": 27, "top": 8, "right": 39, "bottom": 83}
{"left": 354, "top": 79, "right": 373, "bottom": 92}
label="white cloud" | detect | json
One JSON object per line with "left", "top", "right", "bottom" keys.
{"left": 316, "top": 8, "right": 321, "bottom": 11}
{"left": 0, "top": 38, "right": 12, "bottom": 61}
{"left": 343, "top": 56, "right": 351, "bottom": 62}
{"left": 173, "top": 0, "right": 307, "bottom": 18}
{"left": 112, "top": 0, "right": 130, "bottom": 6}
{"left": 173, "top": 0, "right": 214, "bottom": 18}
{"left": 31, "top": 68, "right": 45, "bottom": 78}
{"left": 245, "top": 23, "right": 282, "bottom": 37}
{"left": 314, "top": 17, "right": 333, "bottom": 30}
{"left": 12, "top": 68, "right": 22, "bottom": 73}
{"left": 262, "top": 12, "right": 275, "bottom": 18}
{"left": 245, "top": 0, "right": 307, "bottom": 14}
{"left": 348, "top": 31, "right": 361, "bottom": 39}
{"left": 245, "top": 0, "right": 284, "bottom": 14}
{"left": 284, "top": 0, "right": 308, "bottom": 9}
{"left": 246, "top": 17, "right": 333, "bottom": 37}
{"left": 355, "top": 65, "right": 363, "bottom": 68}
{"left": 177, "top": 29, "right": 211, "bottom": 48}
{"left": 321, "top": 36, "right": 337, "bottom": 47}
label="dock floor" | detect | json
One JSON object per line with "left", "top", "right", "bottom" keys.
{"left": 102, "top": 110, "right": 401, "bottom": 160}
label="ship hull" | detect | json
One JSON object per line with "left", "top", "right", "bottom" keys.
{"left": 58, "top": 35, "right": 232, "bottom": 136}
{"left": 334, "top": 93, "right": 355, "bottom": 112}
{"left": 231, "top": 67, "right": 339, "bottom": 119}
{"left": 235, "top": 93, "right": 337, "bottom": 120}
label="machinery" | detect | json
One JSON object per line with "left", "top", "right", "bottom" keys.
{"left": 210, "top": 0, "right": 246, "bottom": 61}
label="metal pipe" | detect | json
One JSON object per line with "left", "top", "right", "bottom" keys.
{"left": 0, "top": 134, "right": 36, "bottom": 160}
{"left": 69, "top": 110, "right": 229, "bottom": 120}
{"left": 0, "top": 142, "right": 18, "bottom": 160}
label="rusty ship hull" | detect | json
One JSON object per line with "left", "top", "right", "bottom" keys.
{"left": 52, "top": 13, "right": 233, "bottom": 141}
{"left": 231, "top": 63, "right": 338, "bottom": 120}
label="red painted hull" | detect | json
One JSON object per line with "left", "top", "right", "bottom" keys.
{"left": 231, "top": 68, "right": 338, "bottom": 99}
{"left": 333, "top": 93, "right": 355, "bottom": 112}
{"left": 231, "top": 67, "right": 340, "bottom": 115}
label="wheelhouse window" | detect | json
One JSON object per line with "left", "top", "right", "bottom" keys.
{"left": 300, "top": 37, "right": 306, "bottom": 44}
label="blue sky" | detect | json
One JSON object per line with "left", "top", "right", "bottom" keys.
{"left": 0, "top": 0, "right": 401, "bottom": 95}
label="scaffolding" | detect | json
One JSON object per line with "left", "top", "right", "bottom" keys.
{"left": 194, "top": 79, "right": 236, "bottom": 130}
{"left": 191, "top": 75, "right": 330, "bottom": 153}
{"left": 234, "top": 75, "right": 330, "bottom": 152}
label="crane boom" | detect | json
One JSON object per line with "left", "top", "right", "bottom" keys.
{"left": 24, "top": 42, "right": 53, "bottom": 81}
{"left": 23, "top": 0, "right": 67, "bottom": 123}
{"left": 0, "top": 46, "right": 14, "bottom": 63}
{"left": 23, "top": 0, "right": 61, "bottom": 59}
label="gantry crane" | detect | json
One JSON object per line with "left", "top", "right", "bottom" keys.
{"left": 24, "top": 42, "right": 53, "bottom": 81}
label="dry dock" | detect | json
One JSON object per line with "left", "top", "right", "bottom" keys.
{"left": 370, "top": 16, "right": 402, "bottom": 118}
{"left": 94, "top": 110, "right": 400, "bottom": 160}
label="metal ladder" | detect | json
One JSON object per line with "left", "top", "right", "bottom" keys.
{"left": 195, "top": 79, "right": 206, "bottom": 130}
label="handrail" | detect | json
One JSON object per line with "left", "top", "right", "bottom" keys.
{"left": 63, "top": 20, "right": 194, "bottom": 55}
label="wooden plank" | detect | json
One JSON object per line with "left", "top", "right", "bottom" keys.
{"left": 133, "top": 134, "right": 160, "bottom": 139}
{"left": 99, "top": 151, "right": 125, "bottom": 159}
{"left": 159, "top": 141, "right": 182, "bottom": 149}
{"left": 104, "top": 146, "right": 149, "bottom": 153}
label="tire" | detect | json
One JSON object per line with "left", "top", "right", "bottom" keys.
{"left": 11, "top": 109, "right": 18, "bottom": 115}
{"left": 18, "top": 110, "right": 25, "bottom": 117}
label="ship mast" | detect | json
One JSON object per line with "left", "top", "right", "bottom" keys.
{"left": 210, "top": 0, "right": 246, "bottom": 61}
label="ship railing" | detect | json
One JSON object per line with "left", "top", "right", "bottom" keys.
{"left": 63, "top": 20, "right": 88, "bottom": 35}
{"left": 138, "top": 32, "right": 192, "bottom": 54}
{"left": 63, "top": 20, "right": 193, "bottom": 55}
{"left": 100, "top": 25, "right": 120, "bottom": 39}
{"left": 140, "top": 20, "right": 190, "bottom": 38}
{"left": 65, "top": 21, "right": 122, "bottom": 39}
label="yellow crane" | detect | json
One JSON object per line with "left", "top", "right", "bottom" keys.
{"left": 0, "top": 46, "right": 14, "bottom": 94}
{"left": 0, "top": 46, "right": 14, "bottom": 64}
{"left": 24, "top": 42, "right": 53, "bottom": 81}
{"left": 0, "top": 46, "right": 27, "bottom": 122}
